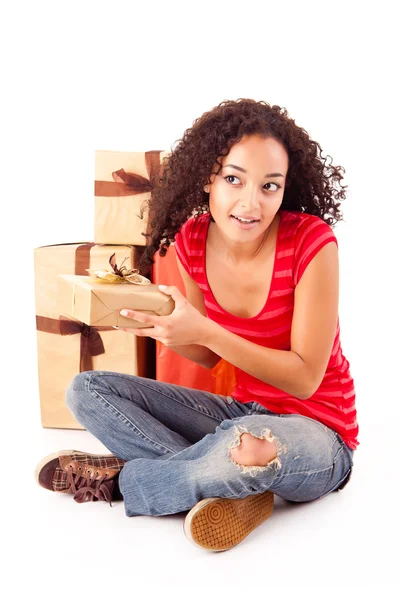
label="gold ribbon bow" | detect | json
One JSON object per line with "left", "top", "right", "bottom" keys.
{"left": 86, "top": 253, "right": 151, "bottom": 285}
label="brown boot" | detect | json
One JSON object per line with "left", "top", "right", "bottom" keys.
{"left": 34, "top": 450, "right": 126, "bottom": 506}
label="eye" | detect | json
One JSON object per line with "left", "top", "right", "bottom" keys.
{"left": 224, "top": 175, "right": 281, "bottom": 191}
{"left": 264, "top": 182, "right": 282, "bottom": 191}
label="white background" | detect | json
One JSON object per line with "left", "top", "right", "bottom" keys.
{"left": 1, "top": 0, "right": 398, "bottom": 597}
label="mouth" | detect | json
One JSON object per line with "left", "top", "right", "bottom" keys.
{"left": 230, "top": 215, "right": 260, "bottom": 224}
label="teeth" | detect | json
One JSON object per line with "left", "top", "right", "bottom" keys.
{"left": 233, "top": 215, "right": 256, "bottom": 223}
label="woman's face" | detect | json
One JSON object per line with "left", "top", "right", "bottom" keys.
{"left": 205, "top": 134, "right": 288, "bottom": 242}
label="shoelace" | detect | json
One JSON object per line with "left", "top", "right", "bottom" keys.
{"left": 66, "top": 465, "right": 115, "bottom": 507}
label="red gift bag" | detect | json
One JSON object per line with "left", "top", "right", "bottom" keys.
{"left": 211, "top": 357, "right": 236, "bottom": 396}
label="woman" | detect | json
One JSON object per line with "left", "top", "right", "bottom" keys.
{"left": 35, "top": 98, "right": 359, "bottom": 552}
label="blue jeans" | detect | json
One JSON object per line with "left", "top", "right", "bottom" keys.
{"left": 65, "top": 371, "right": 354, "bottom": 517}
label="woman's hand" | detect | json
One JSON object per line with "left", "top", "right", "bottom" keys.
{"left": 115, "top": 285, "right": 209, "bottom": 347}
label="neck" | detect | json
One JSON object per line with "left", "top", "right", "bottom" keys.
{"left": 210, "top": 213, "right": 278, "bottom": 266}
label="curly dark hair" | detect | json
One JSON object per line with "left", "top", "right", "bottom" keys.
{"left": 138, "top": 98, "right": 348, "bottom": 277}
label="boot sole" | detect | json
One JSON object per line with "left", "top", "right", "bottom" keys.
{"left": 34, "top": 450, "right": 109, "bottom": 485}
{"left": 183, "top": 489, "right": 274, "bottom": 552}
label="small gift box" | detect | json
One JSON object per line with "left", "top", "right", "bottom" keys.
{"left": 34, "top": 242, "right": 151, "bottom": 429}
{"left": 94, "top": 149, "right": 170, "bottom": 245}
{"left": 57, "top": 253, "right": 175, "bottom": 327}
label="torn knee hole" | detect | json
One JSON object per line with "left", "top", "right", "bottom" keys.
{"left": 228, "top": 425, "right": 284, "bottom": 475}
{"left": 230, "top": 433, "right": 277, "bottom": 466}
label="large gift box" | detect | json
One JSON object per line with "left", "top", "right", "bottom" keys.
{"left": 34, "top": 242, "right": 151, "bottom": 429}
{"left": 152, "top": 244, "right": 236, "bottom": 396}
{"left": 57, "top": 274, "right": 175, "bottom": 328}
{"left": 94, "top": 149, "right": 170, "bottom": 245}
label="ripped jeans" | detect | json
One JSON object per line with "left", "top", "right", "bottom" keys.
{"left": 65, "top": 371, "right": 354, "bottom": 517}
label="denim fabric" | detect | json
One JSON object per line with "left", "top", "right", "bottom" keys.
{"left": 66, "top": 370, "right": 354, "bottom": 517}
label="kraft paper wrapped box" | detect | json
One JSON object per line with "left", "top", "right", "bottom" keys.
{"left": 94, "top": 149, "right": 170, "bottom": 245}
{"left": 57, "top": 274, "right": 175, "bottom": 328}
{"left": 34, "top": 242, "right": 151, "bottom": 430}
{"left": 151, "top": 243, "right": 236, "bottom": 396}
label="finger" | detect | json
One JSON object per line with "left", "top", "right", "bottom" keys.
{"left": 115, "top": 325, "right": 162, "bottom": 338}
{"left": 158, "top": 285, "right": 186, "bottom": 307}
{"left": 120, "top": 309, "right": 162, "bottom": 326}
{"left": 121, "top": 327, "right": 150, "bottom": 336}
{"left": 113, "top": 327, "right": 134, "bottom": 334}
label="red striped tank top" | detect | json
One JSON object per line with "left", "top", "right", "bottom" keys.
{"left": 174, "top": 209, "right": 359, "bottom": 450}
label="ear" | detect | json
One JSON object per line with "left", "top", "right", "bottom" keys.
{"left": 204, "top": 173, "right": 216, "bottom": 193}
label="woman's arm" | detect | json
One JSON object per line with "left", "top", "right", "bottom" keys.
{"left": 199, "top": 242, "right": 339, "bottom": 400}
{"left": 200, "top": 322, "right": 310, "bottom": 398}
{"left": 164, "top": 343, "right": 221, "bottom": 370}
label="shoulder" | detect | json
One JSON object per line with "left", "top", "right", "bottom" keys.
{"left": 281, "top": 209, "right": 338, "bottom": 246}
{"left": 177, "top": 212, "right": 210, "bottom": 239}
{"left": 174, "top": 212, "right": 210, "bottom": 275}
{"left": 280, "top": 210, "right": 338, "bottom": 287}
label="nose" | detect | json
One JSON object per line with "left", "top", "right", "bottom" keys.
{"left": 239, "top": 185, "right": 261, "bottom": 212}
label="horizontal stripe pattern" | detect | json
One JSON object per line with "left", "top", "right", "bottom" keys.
{"left": 174, "top": 209, "right": 359, "bottom": 450}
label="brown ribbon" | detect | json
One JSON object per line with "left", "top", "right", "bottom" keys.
{"left": 36, "top": 316, "right": 114, "bottom": 373}
{"left": 36, "top": 242, "right": 114, "bottom": 372}
{"left": 94, "top": 150, "right": 164, "bottom": 198}
{"left": 75, "top": 243, "right": 96, "bottom": 275}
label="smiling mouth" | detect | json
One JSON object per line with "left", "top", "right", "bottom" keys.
{"left": 231, "top": 215, "right": 260, "bottom": 223}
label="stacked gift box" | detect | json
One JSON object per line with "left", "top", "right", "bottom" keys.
{"left": 34, "top": 149, "right": 236, "bottom": 430}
